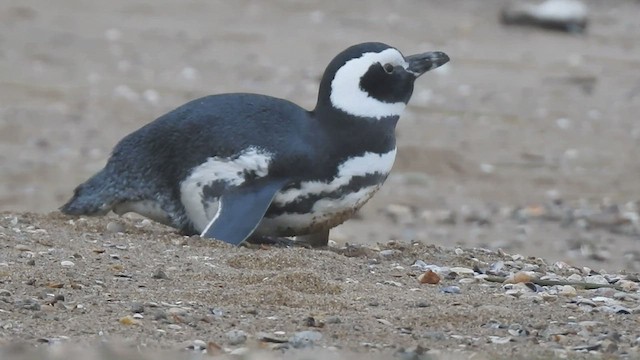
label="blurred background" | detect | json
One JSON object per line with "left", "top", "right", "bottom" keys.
{"left": 1, "top": 0, "right": 639, "bottom": 270}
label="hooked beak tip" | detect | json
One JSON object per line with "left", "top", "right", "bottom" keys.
{"left": 406, "top": 51, "right": 450, "bottom": 76}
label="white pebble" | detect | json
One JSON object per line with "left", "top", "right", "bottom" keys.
{"left": 60, "top": 261, "right": 75, "bottom": 267}
{"left": 584, "top": 275, "right": 608, "bottom": 285}
{"left": 558, "top": 285, "right": 577, "bottom": 297}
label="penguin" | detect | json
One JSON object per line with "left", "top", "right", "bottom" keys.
{"left": 61, "top": 42, "right": 449, "bottom": 247}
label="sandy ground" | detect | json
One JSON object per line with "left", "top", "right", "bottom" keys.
{"left": 1, "top": 0, "right": 640, "bottom": 358}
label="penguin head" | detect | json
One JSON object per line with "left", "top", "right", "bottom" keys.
{"left": 315, "top": 42, "right": 449, "bottom": 120}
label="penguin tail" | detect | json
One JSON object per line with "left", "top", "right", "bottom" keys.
{"left": 60, "top": 170, "right": 117, "bottom": 216}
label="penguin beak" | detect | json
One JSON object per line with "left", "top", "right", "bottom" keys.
{"left": 405, "top": 51, "right": 450, "bottom": 77}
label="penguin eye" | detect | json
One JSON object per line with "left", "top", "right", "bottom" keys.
{"left": 383, "top": 63, "right": 395, "bottom": 74}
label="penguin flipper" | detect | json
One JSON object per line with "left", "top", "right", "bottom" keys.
{"left": 200, "top": 178, "right": 289, "bottom": 246}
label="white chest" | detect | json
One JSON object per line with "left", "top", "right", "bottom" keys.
{"left": 179, "top": 147, "right": 397, "bottom": 235}
{"left": 260, "top": 148, "right": 397, "bottom": 235}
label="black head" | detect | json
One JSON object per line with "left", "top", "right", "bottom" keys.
{"left": 315, "top": 42, "right": 449, "bottom": 120}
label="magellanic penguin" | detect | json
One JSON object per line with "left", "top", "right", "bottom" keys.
{"left": 61, "top": 42, "right": 450, "bottom": 247}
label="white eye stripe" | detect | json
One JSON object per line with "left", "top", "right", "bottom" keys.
{"left": 329, "top": 48, "right": 408, "bottom": 119}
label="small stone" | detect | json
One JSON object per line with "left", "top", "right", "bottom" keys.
{"left": 191, "top": 339, "right": 207, "bottom": 350}
{"left": 449, "top": 267, "right": 474, "bottom": 275}
{"left": 584, "top": 275, "right": 608, "bottom": 285}
{"left": 167, "top": 307, "right": 189, "bottom": 316}
{"left": 226, "top": 329, "right": 248, "bottom": 345}
{"left": 558, "top": 285, "right": 577, "bottom": 297}
{"left": 418, "top": 270, "right": 441, "bottom": 285}
{"left": 60, "top": 260, "right": 75, "bottom": 267}
{"left": 119, "top": 315, "right": 140, "bottom": 326}
{"left": 567, "top": 274, "right": 583, "bottom": 282}
{"left": 325, "top": 316, "right": 342, "bottom": 324}
{"left": 504, "top": 271, "right": 535, "bottom": 284}
{"left": 133, "top": 313, "right": 144, "bottom": 319}
{"left": 489, "top": 336, "right": 513, "bottom": 344}
{"left": 576, "top": 298, "right": 597, "bottom": 307}
{"left": 15, "top": 244, "right": 32, "bottom": 252}
{"left": 618, "top": 280, "right": 640, "bottom": 292}
{"left": 379, "top": 249, "right": 401, "bottom": 259}
{"left": 459, "top": 278, "right": 477, "bottom": 284}
{"left": 441, "top": 286, "right": 461, "bottom": 294}
{"left": 131, "top": 302, "right": 144, "bottom": 314}
{"left": 411, "top": 260, "right": 430, "bottom": 271}
{"left": 167, "top": 324, "right": 182, "bottom": 330}
{"left": 0, "top": 289, "right": 12, "bottom": 297}
{"left": 289, "top": 330, "right": 322, "bottom": 348}
{"left": 229, "top": 347, "right": 249, "bottom": 356}
{"left": 106, "top": 221, "right": 125, "bottom": 233}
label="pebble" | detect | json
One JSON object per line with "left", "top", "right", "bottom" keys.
{"left": 584, "top": 275, "right": 608, "bottom": 285}
{"left": 226, "top": 329, "right": 248, "bottom": 345}
{"left": 558, "top": 285, "right": 578, "bottom": 297}
{"left": 131, "top": 302, "right": 144, "bottom": 314}
{"left": 618, "top": 280, "right": 639, "bottom": 292}
{"left": 449, "top": 267, "right": 474, "bottom": 275}
{"left": 60, "top": 260, "right": 75, "bottom": 267}
{"left": 15, "top": 244, "right": 31, "bottom": 252}
{"left": 504, "top": 271, "right": 535, "bottom": 284}
{"left": 489, "top": 336, "right": 513, "bottom": 344}
{"left": 379, "top": 249, "right": 401, "bottom": 259}
{"left": 105, "top": 221, "right": 125, "bottom": 233}
{"left": 418, "top": 270, "right": 441, "bottom": 285}
{"left": 289, "top": 330, "right": 322, "bottom": 348}
{"left": 459, "top": 278, "right": 477, "bottom": 284}
{"left": 119, "top": 315, "right": 140, "bottom": 326}
{"left": 188, "top": 339, "right": 207, "bottom": 351}
{"left": 567, "top": 274, "right": 583, "bottom": 282}
{"left": 441, "top": 286, "right": 461, "bottom": 294}
{"left": 167, "top": 307, "right": 189, "bottom": 317}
